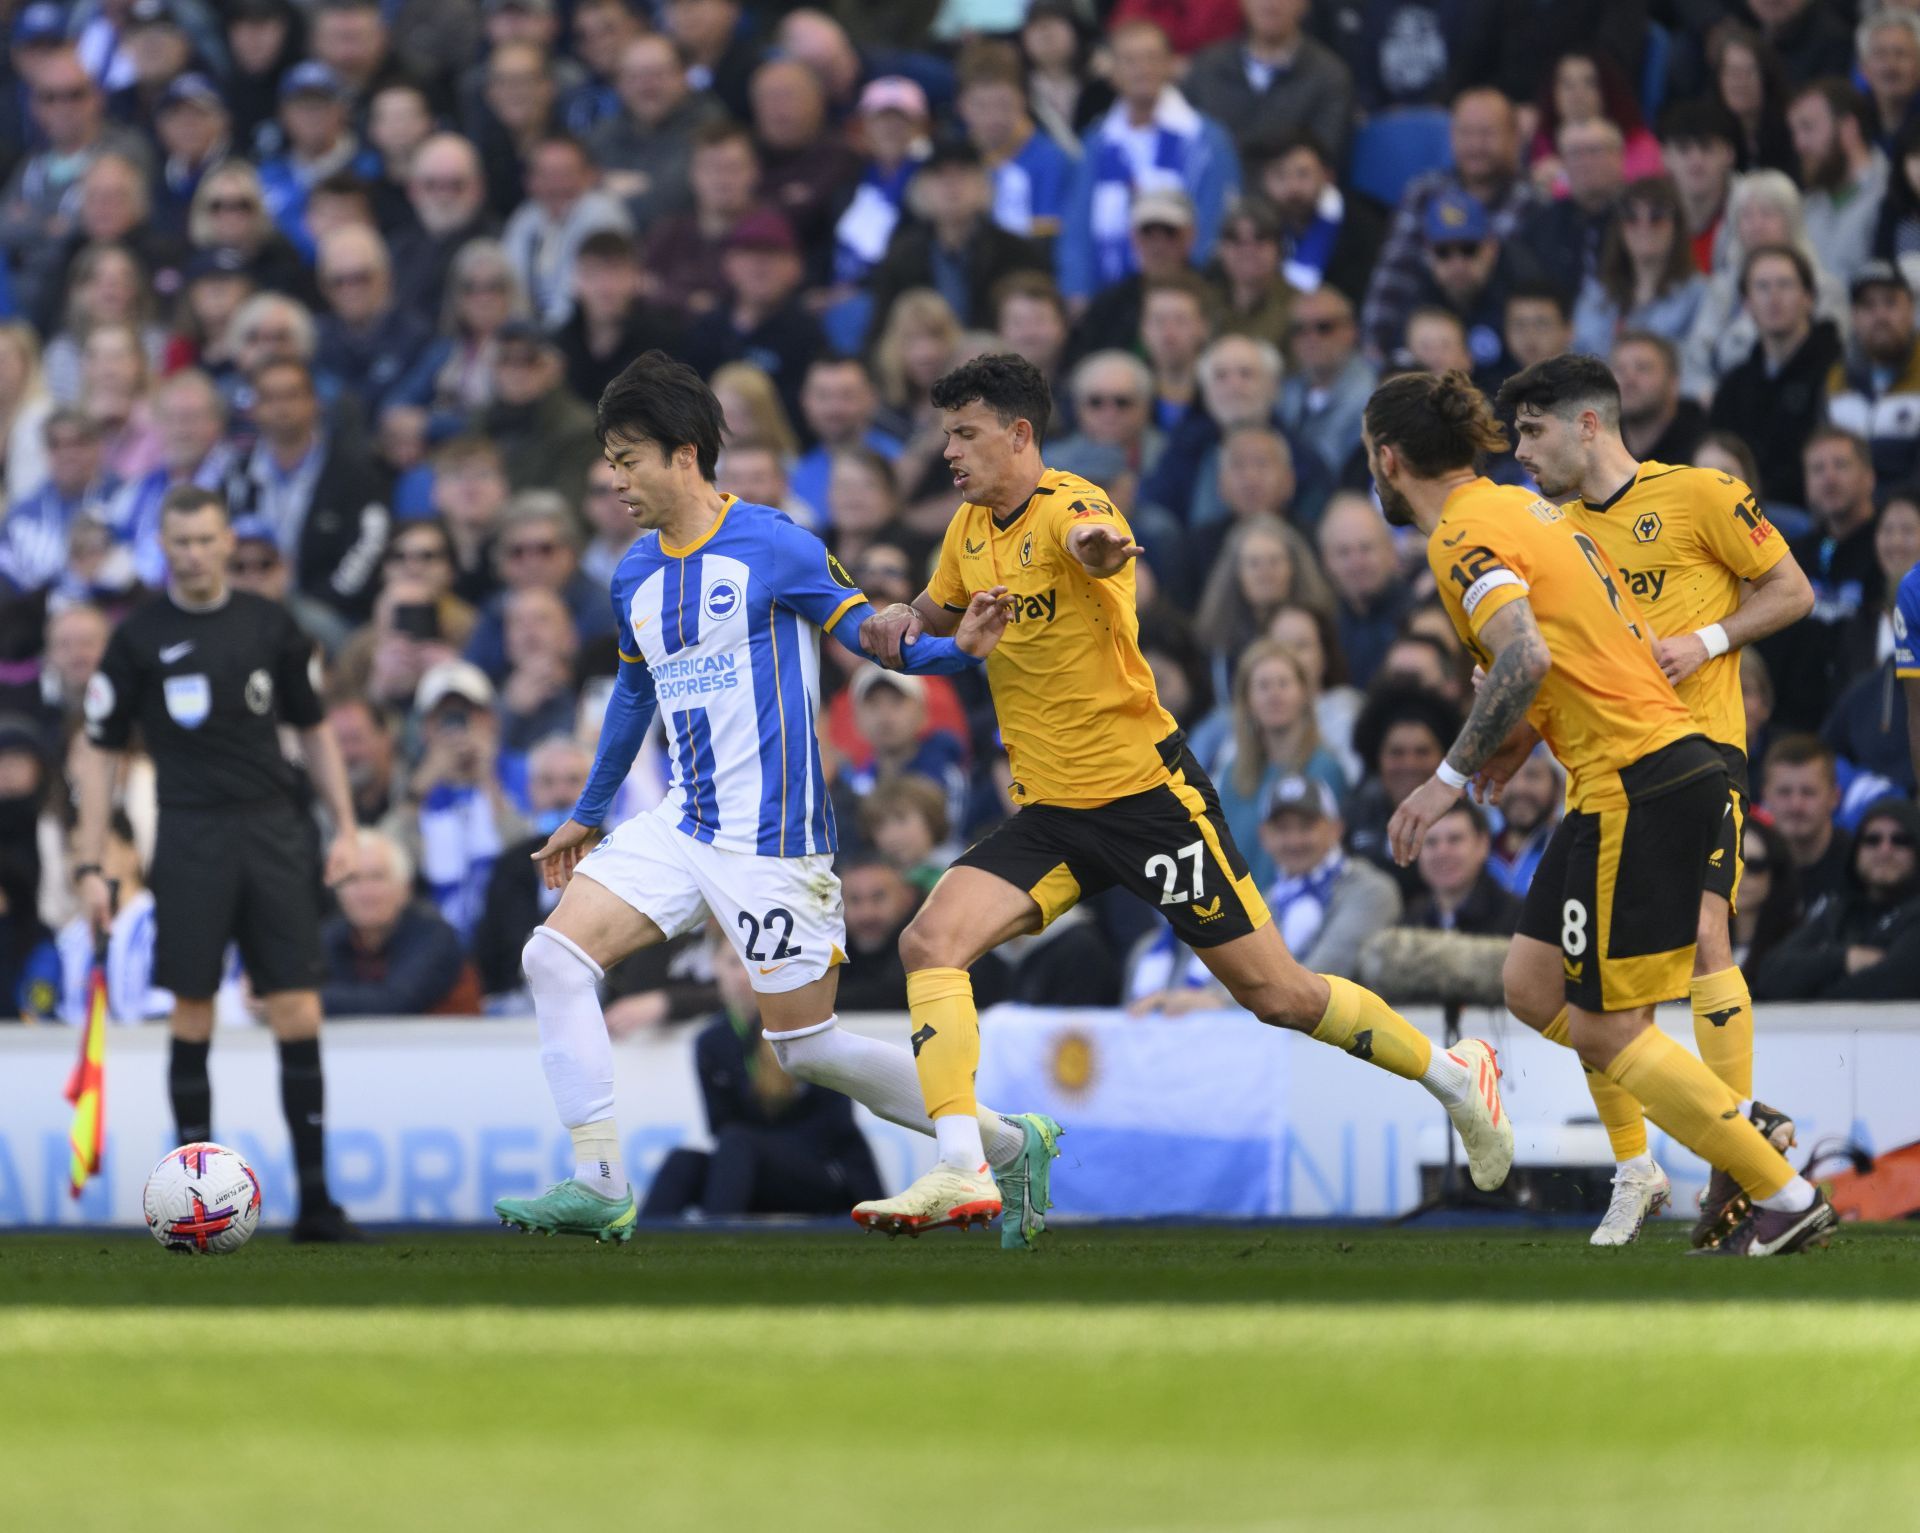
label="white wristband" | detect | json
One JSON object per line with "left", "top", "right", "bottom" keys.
{"left": 1434, "top": 760, "right": 1469, "bottom": 790}
{"left": 1694, "top": 623, "right": 1731, "bottom": 660}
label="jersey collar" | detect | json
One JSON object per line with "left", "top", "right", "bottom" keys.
{"left": 1580, "top": 464, "right": 1643, "bottom": 514}
{"left": 659, "top": 492, "right": 735, "bottom": 558}
{"left": 989, "top": 471, "right": 1057, "bottom": 532}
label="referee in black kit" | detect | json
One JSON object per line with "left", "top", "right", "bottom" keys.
{"left": 73, "top": 485, "right": 369, "bottom": 1242}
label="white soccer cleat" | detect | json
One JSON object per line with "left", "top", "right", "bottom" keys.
{"left": 1590, "top": 1160, "right": 1672, "bottom": 1247}
{"left": 1444, "top": 1038, "right": 1514, "bottom": 1191}
{"left": 852, "top": 1162, "right": 1003, "bottom": 1238}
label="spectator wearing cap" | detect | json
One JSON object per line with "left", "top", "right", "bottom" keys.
{"left": 0, "top": 409, "right": 117, "bottom": 596}
{"left": 588, "top": 33, "right": 723, "bottom": 232}
{"left": 106, "top": 369, "right": 236, "bottom": 588}
{"left": 384, "top": 657, "right": 527, "bottom": 940}
{"left": 1790, "top": 81, "right": 1887, "bottom": 289}
{"left": 1185, "top": 0, "right": 1354, "bottom": 163}
{"left": 499, "top": 135, "right": 631, "bottom": 329}
{"left": 1061, "top": 187, "right": 1198, "bottom": 371}
{"left": 830, "top": 75, "right": 932, "bottom": 297}
{"left": 641, "top": 120, "right": 761, "bottom": 318}
{"left": 955, "top": 40, "right": 1073, "bottom": 244}
{"left": 680, "top": 210, "right": 825, "bottom": 428}
{"left": 1209, "top": 196, "right": 1290, "bottom": 352}
{"left": 1277, "top": 285, "right": 1375, "bottom": 488}
{"left": 257, "top": 62, "right": 381, "bottom": 262}
{"left": 1361, "top": 87, "right": 1533, "bottom": 365}
{"left": 148, "top": 72, "right": 230, "bottom": 239}
{"left": 1056, "top": 20, "right": 1240, "bottom": 307}
{"left": 476, "top": 322, "right": 600, "bottom": 513}
{"left": 1394, "top": 188, "right": 1541, "bottom": 382}
{"left": 840, "top": 667, "right": 971, "bottom": 843}
{"left": 863, "top": 142, "right": 1048, "bottom": 343}
{"left": 387, "top": 134, "right": 496, "bottom": 321}
{"left": 320, "top": 827, "right": 479, "bottom": 1017}
{"left": 1258, "top": 774, "right": 1400, "bottom": 979}
{"left": 746, "top": 57, "right": 862, "bottom": 287}
{"left": 1252, "top": 133, "right": 1384, "bottom": 308}
{"left": 1825, "top": 261, "right": 1920, "bottom": 485}
{"left": 313, "top": 223, "right": 433, "bottom": 422}
{"left": 2, "top": 5, "right": 73, "bottom": 156}
{"left": 1401, "top": 800, "right": 1523, "bottom": 937}
{"left": 226, "top": 356, "right": 393, "bottom": 623}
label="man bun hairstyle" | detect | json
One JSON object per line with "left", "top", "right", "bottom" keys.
{"left": 1363, "top": 370, "right": 1508, "bottom": 477}
{"left": 596, "top": 349, "right": 725, "bottom": 481}
{"left": 929, "top": 351, "right": 1052, "bottom": 443}
{"left": 1496, "top": 352, "right": 1622, "bottom": 429}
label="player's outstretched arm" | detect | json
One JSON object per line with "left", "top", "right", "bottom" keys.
{"left": 833, "top": 591, "right": 1004, "bottom": 675}
{"left": 1389, "top": 598, "right": 1551, "bottom": 865}
{"left": 1654, "top": 550, "right": 1814, "bottom": 686}
{"left": 540, "top": 659, "right": 657, "bottom": 889}
{"left": 1066, "top": 522, "right": 1144, "bottom": 578}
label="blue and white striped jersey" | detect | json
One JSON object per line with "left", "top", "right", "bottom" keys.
{"left": 610, "top": 496, "right": 865, "bottom": 858}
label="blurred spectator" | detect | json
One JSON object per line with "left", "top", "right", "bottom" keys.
{"left": 34, "top": 603, "right": 110, "bottom": 737}
{"left": 31, "top": 151, "right": 182, "bottom": 343}
{"left": 747, "top": 57, "right": 861, "bottom": 279}
{"left": 1265, "top": 600, "right": 1360, "bottom": 778}
{"left": 871, "top": 288, "right": 965, "bottom": 516}
{"left": 223, "top": 0, "right": 302, "bottom": 151}
{"left": 1659, "top": 97, "right": 1739, "bottom": 276}
{"left": 578, "top": 455, "right": 638, "bottom": 590}
{"left": 1185, "top": 0, "right": 1353, "bottom": 163}
{"left": 1195, "top": 515, "right": 1332, "bottom": 674}
{"left": 1610, "top": 332, "right": 1707, "bottom": 464}
{"left": 1486, "top": 745, "right": 1563, "bottom": 897}
{"left": 1344, "top": 681, "right": 1460, "bottom": 892}
{"left": 73, "top": 329, "right": 159, "bottom": 489}
{"left": 148, "top": 72, "right": 230, "bottom": 240}
{"left": 1063, "top": 187, "right": 1198, "bottom": 368}
{"left": 865, "top": 141, "right": 1048, "bottom": 340}
{"left": 479, "top": 321, "right": 600, "bottom": 512}
{"left": 552, "top": 229, "right": 680, "bottom": 409}
{"left": 680, "top": 210, "right": 824, "bottom": 428}
{"left": 108, "top": 369, "right": 236, "bottom": 587}
{"left": 500, "top": 135, "right": 632, "bottom": 328}
{"left": 0, "top": 323, "right": 54, "bottom": 502}
{"left": 1141, "top": 332, "right": 1294, "bottom": 526}
{"left": 1875, "top": 117, "right": 1920, "bottom": 270}
{"left": 326, "top": 696, "right": 399, "bottom": 827}
{"left": 1825, "top": 261, "right": 1920, "bottom": 486}
{"left": 1706, "top": 246, "right": 1843, "bottom": 512}
{"left": 639, "top": 926, "right": 883, "bottom": 1219}
{"left": 428, "top": 434, "right": 510, "bottom": 606}
{"left": 1572, "top": 176, "right": 1709, "bottom": 359}
{"left": 1526, "top": 48, "right": 1661, "bottom": 197}
{"left": 558, "top": 0, "right": 643, "bottom": 138}
{"left": 1742, "top": 643, "right": 1779, "bottom": 768}
{"left": 830, "top": 75, "right": 930, "bottom": 294}
{"left": 1823, "top": 490, "right": 1920, "bottom": 792}
{"left": 1209, "top": 638, "right": 1348, "bottom": 890}
{"left": 1277, "top": 285, "right": 1374, "bottom": 484}
{"left": 258, "top": 63, "right": 379, "bottom": 262}
{"left": 1403, "top": 799, "right": 1522, "bottom": 935}
{"left": 308, "top": 0, "right": 412, "bottom": 109}
{"left": 395, "top": 236, "right": 527, "bottom": 432}
{"left": 642, "top": 119, "right": 760, "bottom": 317}
{"left": 1140, "top": 276, "right": 1214, "bottom": 432}
{"left": 1518, "top": 116, "right": 1627, "bottom": 287}
{"left": 1502, "top": 282, "right": 1572, "bottom": 374}
{"left": 1180, "top": 425, "right": 1297, "bottom": 603}
{"left": 388, "top": 133, "right": 496, "bottom": 322}
{"left": 315, "top": 223, "right": 432, "bottom": 419}
{"left": 1709, "top": 24, "right": 1794, "bottom": 177}
{"left": 1860, "top": 9, "right": 1920, "bottom": 153}
{"left": 1789, "top": 79, "right": 1885, "bottom": 288}
{"left": 990, "top": 271, "right": 1071, "bottom": 398}
{"left": 590, "top": 33, "right": 722, "bottom": 230}
{"left": 1752, "top": 795, "right": 1920, "bottom": 1000}
{"left": 387, "top": 658, "right": 527, "bottom": 938}
{"left": 51, "top": 808, "right": 168, "bottom": 1025}
{"left": 472, "top": 732, "right": 584, "bottom": 1004}
{"left": 1316, "top": 492, "right": 1410, "bottom": 690}
{"left": 836, "top": 852, "right": 916, "bottom": 1012}
{"left": 464, "top": 489, "right": 611, "bottom": 681}
{"left": 225, "top": 514, "right": 354, "bottom": 656}
{"left": 1256, "top": 773, "right": 1399, "bottom": 977}
{"left": 41, "top": 240, "right": 166, "bottom": 405}
{"left": 791, "top": 355, "right": 903, "bottom": 517}
{"left": 497, "top": 585, "right": 579, "bottom": 751}
{"left": 1732, "top": 812, "right": 1802, "bottom": 978}
{"left": 1752, "top": 0, "right": 1857, "bottom": 92}
{"left": 1021, "top": 2, "right": 1113, "bottom": 146}
{"left": 956, "top": 39, "right": 1071, "bottom": 243}
{"left": 1397, "top": 188, "right": 1537, "bottom": 379}
{"left": 711, "top": 360, "right": 799, "bottom": 460}
{"left": 1255, "top": 132, "right": 1383, "bottom": 307}
{"left": 227, "top": 356, "right": 392, "bottom": 623}
{"left": 0, "top": 410, "right": 116, "bottom": 595}
{"left": 1362, "top": 88, "right": 1532, "bottom": 365}
{"left": 822, "top": 447, "right": 931, "bottom": 584}
{"left": 716, "top": 440, "right": 813, "bottom": 530}
{"left": 1056, "top": 20, "right": 1240, "bottom": 305}
{"left": 858, "top": 774, "right": 955, "bottom": 893}
{"left": 186, "top": 161, "right": 316, "bottom": 307}
{"left": 1109, "top": 0, "right": 1243, "bottom": 59}
{"left": 663, "top": 0, "right": 758, "bottom": 124}
{"left": 1207, "top": 197, "right": 1290, "bottom": 352}
{"left": 1403, "top": 305, "right": 1474, "bottom": 376}
{"left": 321, "top": 826, "right": 479, "bottom": 1016}
{"left": 0, "top": 852, "right": 59, "bottom": 1025}
{"left": 842, "top": 668, "right": 969, "bottom": 838}
{"left": 362, "top": 82, "right": 435, "bottom": 232}
{"left": 1759, "top": 732, "right": 1851, "bottom": 911}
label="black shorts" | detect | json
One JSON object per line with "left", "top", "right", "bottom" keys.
{"left": 150, "top": 801, "right": 324, "bottom": 998}
{"left": 1703, "top": 743, "right": 1749, "bottom": 909}
{"left": 1518, "top": 736, "right": 1729, "bottom": 1013}
{"left": 954, "top": 749, "right": 1271, "bottom": 948}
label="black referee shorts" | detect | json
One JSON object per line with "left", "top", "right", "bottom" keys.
{"left": 150, "top": 801, "right": 324, "bottom": 998}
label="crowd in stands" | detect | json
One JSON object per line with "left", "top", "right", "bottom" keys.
{"left": 4, "top": 0, "right": 1920, "bottom": 1035}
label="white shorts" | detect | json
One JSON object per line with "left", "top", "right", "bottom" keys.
{"left": 573, "top": 803, "right": 845, "bottom": 994}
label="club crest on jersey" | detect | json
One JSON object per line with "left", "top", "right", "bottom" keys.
{"left": 704, "top": 578, "right": 743, "bottom": 621}
{"left": 1020, "top": 531, "right": 1034, "bottom": 566}
{"left": 1633, "top": 511, "right": 1663, "bottom": 544}
{"left": 245, "top": 668, "right": 274, "bottom": 715}
{"left": 163, "top": 673, "right": 210, "bottom": 729}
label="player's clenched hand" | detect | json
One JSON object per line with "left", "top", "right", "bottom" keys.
{"left": 1067, "top": 523, "right": 1144, "bottom": 577}
{"left": 1388, "top": 774, "right": 1463, "bottom": 866}
{"left": 951, "top": 585, "right": 1012, "bottom": 657}
{"left": 860, "top": 602, "right": 922, "bottom": 669}
{"left": 531, "top": 818, "right": 602, "bottom": 890}
{"left": 78, "top": 870, "right": 113, "bottom": 938}
{"left": 1653, "top": 633, "right": 1710, "bottom": 686}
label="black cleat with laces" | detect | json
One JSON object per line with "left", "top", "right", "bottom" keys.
{"left": 1690, "top": 1100, "right": 1798, "bottom": 1248}
{"left": 1689, "top": 1189, "right": 1838, "bottom": 1257}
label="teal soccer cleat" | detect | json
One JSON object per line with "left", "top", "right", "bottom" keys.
{"left": 494, "top": 1181, "right": 638, "bottom": 1244}
{"left": 994, "top": 1114, "right": 1064, "bottom": 1252}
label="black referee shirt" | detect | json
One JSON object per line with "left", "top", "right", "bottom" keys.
{"left": 85, "top": 590, "right": 324, "bottom": 809}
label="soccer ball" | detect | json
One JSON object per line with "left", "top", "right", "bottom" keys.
{"left": 143, "top": 1142, "right": 263, "bottom": 1254}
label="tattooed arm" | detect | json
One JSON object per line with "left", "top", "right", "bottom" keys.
{"left": 1388, "top": 599, "right": 1551, "bottom": 866}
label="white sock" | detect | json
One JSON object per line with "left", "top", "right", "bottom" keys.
{"left": 1617, "top": 1152, "right": 1657, "bottom": 1177}
{"left": 765, "top": 1018, "right": 1024, "bottom": 1167}
{"left": 1756, "top": 1175, "right": 1816, "bottom": 1214}
{"left": 934, "top": 1112, "right": 987, "bottom": 1171}
{"left": 1418, "top": 1045, "right": 1472, "bottom": 1108}
{"left": 569, "top": 1120, "right": 623, "bottom": 1198}
{"left": 523, "top": 927, "right": 621, "bottom": 1190}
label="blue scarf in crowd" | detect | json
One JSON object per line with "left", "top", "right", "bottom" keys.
{"left": 1266, "top": 848, "right": 1346, "bottom": 958}
{"left": 1087, "top": 88, "right": 1204, "bottom": 287}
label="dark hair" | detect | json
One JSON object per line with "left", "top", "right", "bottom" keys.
{"left": 1597, "top": 174, "right": 1695, "bottom": 310}
{"left": 576, "top": 229, "right": 637, "bottom": 265}
{"left": 160, "top": 483, "right": 227, "bottom": 520}
{"left": 1762, "top": 731, "right": 1836, "bottom": 784}
{"left": 1738, "top": 241, "right": 1815, "bottom": 299}
{"left": 858, "top": 773, "right": 950, "bottom": 845}
{"left": 1658, "top": 96, "right": 1739, "bottom": 149}
{"left": 1613, "top": 327, "right": 1679, "bottom": 376}
{"left": 805, "top": 350, "right": 871, "bottom": 380}
{"left": 311, "top": 171, "right": 370, "bottom": 203}
{"left": 1496, "top": 352, "right": 1621, "bottom": 428}
{"left": 1737, "top": 813, "right": 1801, "bottom": 979}
{"left": 596, "top": 349, "right": 724, "bottom": 480}
{"left": 1503, "top": 278, "right": 1571, "bottom": 323}
{"left": 692, "top": 118, "right": 755, "bottom": 153}
{"left": 990, "top": 269, "right": 1066, "bottom": 323}
{"left": 929, "top": 352, "right": 1052, "bottom": 442}
{"left": 956, "top": 36, "right": 1025, "bottom": 92}
{"left": 1802, "top": 422, "right": 1871, "bottom": 468}
{"left": 1362, "top": 371, "right": 1508, "bottom": 476}
{"left": 1534, "top": 47, "right": 1645, "bottom": 149}
{"left": 1245, "top": 130, "right": 1332, "bottom": 173}
{"left": 1141, "top": 270, "right": 1217, "bottom": 318}
{"left": 1351, "top": 681, "right": 1462, "bottom": 776}
{"left": 1788, "top": 76, "right": 1869, "bottom": 136}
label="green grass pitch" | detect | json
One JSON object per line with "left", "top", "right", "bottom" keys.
{"left": 5, "top": 1223, "right": 1919, "bottom": 1533}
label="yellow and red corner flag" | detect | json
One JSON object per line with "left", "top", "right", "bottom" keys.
{"left": 64, "top": 958, "right": 106, "bottom": 1199}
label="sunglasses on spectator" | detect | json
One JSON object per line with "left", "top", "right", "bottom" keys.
{"left": 385, "top": 545, "right": 448, "bottom": 566}
{"left": 504, "top": 539, "right": 560, "bottom": 559}
{"left": 1860, "top": 829, "right": 1916, "bottom": 849}
{"left": 1289, "top": 318, "right": 1343, "bottom": 337}
{"left": 228, "top": 555, "right": 277, "bottom": 576}
{"left": 208, "top": 198, "right": 258, "bottom": 214}
{"left": 244, "top": 327, "right": 295, "bottom": 344}
{"left": 1623, "top": 204, "right": 1672, "bottom": 225}
{"left": 1429, "top": 241, "right": 1482, "bottom": 261}
{"left": 1079, "top": 394, "right": 1138, "bottom": 410}
{"left": 1136, "top": 222, "right": 1183, "bottom": 238}
{"left": 35, "top": 86, "right": 89, "bottom": 104}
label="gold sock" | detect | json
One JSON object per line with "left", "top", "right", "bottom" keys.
{"left": 1602, "top": 1026, "right": 1792, "bottom": 1200}
{"left": 1541, "top": 1006, "right": 1650, "bottom": 1160}
{"left": 1311, "top": 974, "right": 1433, "bottom": 1081}
{"left": 906, "top": 967, "right": 980, "bottom": 1120}
{"left": 1691, "top": 966, "right": 1754, "bottom": 1100}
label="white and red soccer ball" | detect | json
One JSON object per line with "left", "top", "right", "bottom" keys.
{"left": 143, "top": 1142, "right": 263, "bottom": 1254}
